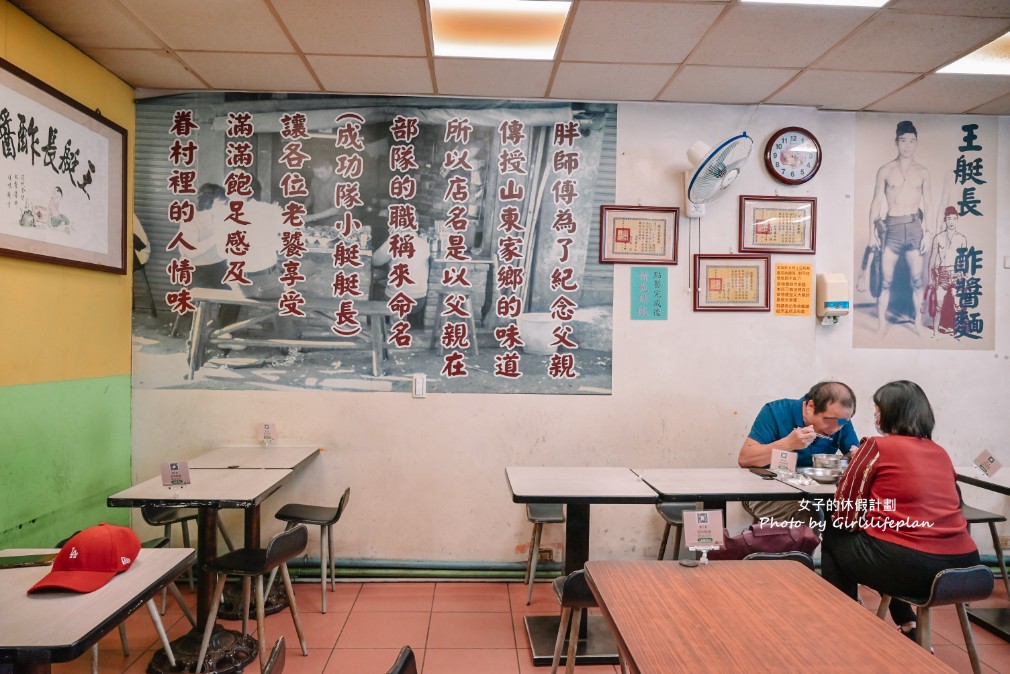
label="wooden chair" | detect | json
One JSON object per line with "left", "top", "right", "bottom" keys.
{"left": 272, "top": 487, "right": 351, "bottom": 613}
{"left": 876, "top": 565, "right": 994, "bottom": 674}
{"left": 386, "top": 645, "right": 418, "bottom": 674}
{"left": 549, "top": 570, "right": 627, "bottom": 674}
{"left": 196, "top": 525, "right": 310, "bottom": 674}
{"left": 961, "top": 502, "right": 1010, "bottom": 601}
{"left": 140, "top": 505, "right": 235, "bottom": 611}
{"left": 524, "top": 503, "right": 565, "bottom": 604}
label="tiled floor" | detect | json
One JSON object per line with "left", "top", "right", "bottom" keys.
{"left": 52, "top": 578, "right": 1010, "bottom": 674}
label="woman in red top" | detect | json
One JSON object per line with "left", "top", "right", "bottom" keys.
{"left": 821, "top": 380, "right": 979, "bottom": 641}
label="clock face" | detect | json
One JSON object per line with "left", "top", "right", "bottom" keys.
{"left": 765, "top": 127, "right": 821, "bottom": 185}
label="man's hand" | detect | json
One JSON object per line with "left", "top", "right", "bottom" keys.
{"left": 788, "top": 425, "right": 816, "bottom": 450}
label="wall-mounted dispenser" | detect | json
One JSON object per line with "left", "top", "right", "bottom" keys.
{"left": 816, "top": 273, "right": 849, "bottom": 324}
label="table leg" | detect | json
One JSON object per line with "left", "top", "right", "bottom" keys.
{"left": 524, "top": 502, "right": 619, "bottom": 667}
{"left": 145, "top": 507, "right": 257, "bottom": 674}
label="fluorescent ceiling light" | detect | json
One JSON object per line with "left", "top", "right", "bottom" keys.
{"left": 430, "top": 0, "right": 572, "bottom": 60}
{"left": 938, "top": 31, "right": 1010, "bottom": 75}
{"left": 740, "top": 0, "right": 888, "bottom": 7}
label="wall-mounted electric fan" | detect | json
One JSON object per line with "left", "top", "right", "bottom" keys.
{"left": 684, "top": 132, "right": 754, "bottom": 216}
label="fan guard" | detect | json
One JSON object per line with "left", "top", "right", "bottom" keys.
{"left": 687, "top": 132, "right": 754, "bottom": 205}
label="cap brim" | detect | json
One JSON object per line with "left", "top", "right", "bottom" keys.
{"left": 28, "top": 570, "right": 117, "bottom": 594}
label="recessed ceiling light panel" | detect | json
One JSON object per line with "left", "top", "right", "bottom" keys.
{"left": 740, "top": 0, "right": 888, "bottom": 7}
{"left": 939, "top": 31, "right": 1010, "bottom": 76}
{"left": 430, "top": 0, "right": 572, "bottom": 60}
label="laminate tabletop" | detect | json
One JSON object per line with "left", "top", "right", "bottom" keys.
{"left": 186, "top": 445, "right": 320, "bottom": 470}
{"left": 505, "top": 466, "right": 658, "bottom": 505}
{"left": 585, "top": 559, "right": 955, "bottom": 674}
{"left": 0, "top": 548, "right": 194, "bottom": 666}
{"left": 636, "top": 467, "right": 806, "bottom": 502}
{"left": 107, "top": 468, "right": 293, "bottom": 509}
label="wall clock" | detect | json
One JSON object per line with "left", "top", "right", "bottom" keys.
{"left": 764, "top": 127, "right": 821, "bottom": 185}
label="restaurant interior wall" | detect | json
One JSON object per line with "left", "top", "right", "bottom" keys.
{"left": 132, "top": 101, "right": 1010, "bottom": 564}
{"left": 0, "top": 2, "right": 135, "bottom": 548}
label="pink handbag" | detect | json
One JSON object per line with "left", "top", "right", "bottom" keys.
{"left": 707, "top": 522, "right": 820, "bottom": 560}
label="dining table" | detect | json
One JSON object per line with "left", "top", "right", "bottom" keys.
{"left": 584, "top": 559, "right": 956, "bottom": 674}
{"left": 107, "top": 463, "right": 303, "bottom": 674}
{"left": 956, "top": 465, "right": 1010, "bottom": 642}
{"left": 505, "top": 466, "right": 658, "bottom": 666}
{"left": 636, "top": 467, "right": 813, "bottom": 511}
{"left": 0, "top": 547, "right": 195, "bottom": 674}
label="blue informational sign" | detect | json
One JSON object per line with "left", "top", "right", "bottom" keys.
{"left": 631, "top": 267, "right": 668, "bottom": 320}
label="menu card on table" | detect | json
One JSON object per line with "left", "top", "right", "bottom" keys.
{"left": 770, "top": 449, "right": 798, "bottom": 474}
{"left": 160, "top": 461, "right": 191, "bottom": 486}
{"left": 683, "top": 510, "right": 724, "bottom": 550}
{"left": 974, "top": 450, "right": 1002, "bottom": 478}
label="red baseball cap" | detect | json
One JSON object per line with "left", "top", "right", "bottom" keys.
{"left": 28, "top": 524, "right": 141, "bottom": 594}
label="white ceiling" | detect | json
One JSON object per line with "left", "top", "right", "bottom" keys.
{"left": 10, "top": 0, "right": 1010, "bottom": 114}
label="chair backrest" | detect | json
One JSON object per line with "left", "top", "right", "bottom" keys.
{"left": 559, "top": 569, "right": 598, "bottom": 609}
{"left": 335, "top": 487, "right": 351, "bottom": 521}
{"left": 263, "top": 636, "right": 286, "bottom": 674}
{"left": 264, "top": 524, "right": 309, "bottom": 571}
{"left": 743, "top": 551, "right": 816, "bottom": 571}
{"left": 925, "top": 565, "right": 994, "bottom": 608}
{"left": 386, "top": 645, "right": 417, "bottom": 674}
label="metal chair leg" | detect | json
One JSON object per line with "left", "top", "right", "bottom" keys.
{"left": 657, "top": 523, "right": 671, "bottom": 560}
{"left": 328, "top": 523, "right": 336, "bottom": 591}
{"left": 876, "top": 595, "right": 891, "bottom": 620}
{"left": 550, "top": 606, "right": 571, "bottom": 674}
{"left": 255, "top": 575, "right": 268, "bottom": 673}
{"left": 957, "top": 602, "right": 983, "bottom": 674}
{"left": 527, "top": 522, "right": 543, "bottom": 605}
{"left": 167, "top": 581, "right": 196, "bottom": 627}
{"left": 118, "top": 623, "right": 129, "bottom": 655}
{"left": 916, "top": 607, "right": 933, "bottom": 653}
{"left": 280, "top": 564, "right": 308, "bottom": 655}
{"left": 564, "top": 608, "right": 582, "bottom": 674}
{"left": 320, "top": 525, "right": 328, "bottom": 614}
{"left": 196, "top": 574, "right": 229, "bottom": 674}
{"left": 672, "top": 524, "right": 683, "bottom": 561}
{"left": 145, "top": 599, "right": 176, "bottom": 667}
{"left": 987, "top": 522, "right": 1010, "bottom": 603}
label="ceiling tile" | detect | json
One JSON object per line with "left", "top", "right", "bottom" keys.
{"left": 562, "top": 1, "right": 723, "bottom": 64}
{"left": 969, "top": 91, "right": 1010, "bottom": 114}
{"left": 550, "top": 63, "right": 674, "bottom": 101}
{"left": 767, "top": 70, "right": 918, "bottom": 110}
{"left": 887, "top": 0, "right": 1010, "bottom": 18}
{"left": 85, "top": 49, "right": 207, "bottom": 90}
{"left": 435, "top": 59, "right": 552, "bottom": 99}
{"left": 306, "top": 55, "right": 434, "bottom": 96}
{"left": 660, "top": 65, "right": 796, "bottom": 104}
{"left": 11, "top": 0, "right": 161, "bottom": 49}
{"left": 272, "top": 0, "right": 427, "bottom": 57}
{"left": 867, "top": 73, "right": 1010, "bottom": 113}
{"left": 817, "top": 13, "right": 1010, "bottom": 73}
{"left": 122, "top": 0, "right": 294, "bottom": 53}
{"left": 179, "top": 52, "right": 318, "bottom": 92}
{"left": 689, "top": 4, "right": 873, "bottom": 69}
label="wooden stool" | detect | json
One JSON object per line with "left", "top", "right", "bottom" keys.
{"left": 524, "top": 503, "right": 565, "bottom": 605}
{"left": 877, "top": 565, "right": 993, "bottom": 674}
{"left": 430, "top": 289, "right": 478, "bottom": 354}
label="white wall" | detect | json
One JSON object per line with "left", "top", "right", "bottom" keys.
{"left": 132, "top": 103, "right": 1010, "bottom": 563}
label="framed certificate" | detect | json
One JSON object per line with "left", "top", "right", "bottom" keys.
{"left": 600, "top": 205, "right": 678, "bottom": 264}
{"left": 693, "top": 254, "right": 770, "bottom": 312}
{"left": 739, "top": 195, "right": 816, "bottom": 254}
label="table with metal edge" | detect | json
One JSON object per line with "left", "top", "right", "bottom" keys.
{"left": 108, "top": 467, "right": 297, "bottom": 674}
{"left": 0, "top": 547, "right": 195, "bottom": 674}
{"left": 505, "top": 466, "right": 659, "bottom": 667}
{"left": 956, "top": 466, "right": 1010, "bottom": 642}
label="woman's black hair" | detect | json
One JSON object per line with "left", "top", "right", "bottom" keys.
{"left": 872, "top": 380, "right": 934, "bottom": 439}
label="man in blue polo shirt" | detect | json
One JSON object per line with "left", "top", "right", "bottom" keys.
{"left": 738, "top": 381, "right": 859, "bottom": 523}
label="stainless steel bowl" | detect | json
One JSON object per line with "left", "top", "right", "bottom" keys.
{"left": 799, "top": 466, "right": 840, "bottom": 484}
{"left": 812, "top": 454, "right": 843, "bottom": 470}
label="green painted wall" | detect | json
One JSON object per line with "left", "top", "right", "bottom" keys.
{"left": 0, "top": 376, "right": 131, "bottom": 547}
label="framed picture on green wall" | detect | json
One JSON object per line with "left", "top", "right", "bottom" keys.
{"left": 0, "top": 57, "right": 127, "bottom": 274}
